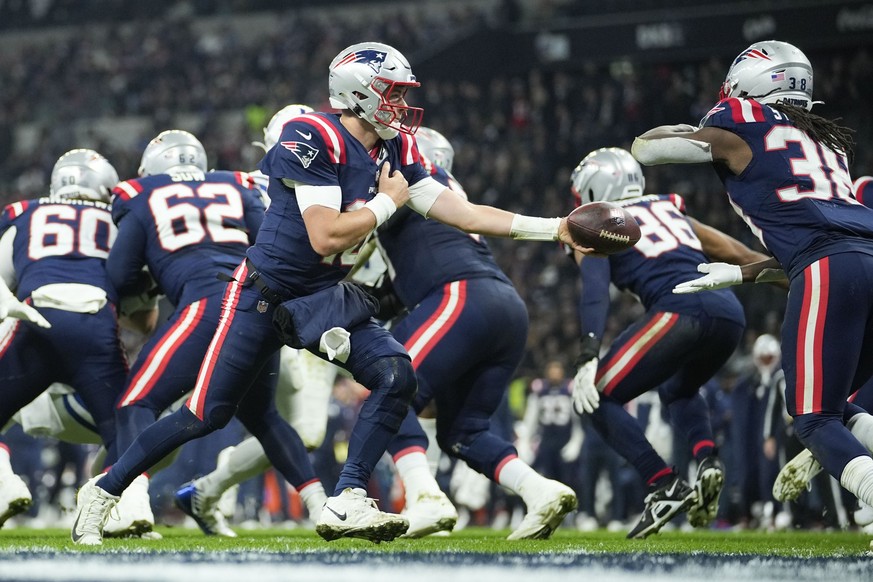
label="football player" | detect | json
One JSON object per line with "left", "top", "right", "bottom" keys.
{"left": 0, "top": 150, "right": 126, "bottom": 528}
{"left": 71, "top": 41, "right": 589, "bottom": 546}
{"left": 568, "top": 147, "right": 769, "bottom": 538}
{"left": 379, "top": 127, "right": 577, "bottom": 539}
{"left": 633, "top": 40, "right": 873, "bottom": 530}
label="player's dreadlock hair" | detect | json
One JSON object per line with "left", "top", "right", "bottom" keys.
{"left": 771, "top": 102, "right": 855, "bottom": 161}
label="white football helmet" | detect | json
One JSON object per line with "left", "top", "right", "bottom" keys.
{"left": 570, "top": 147, "right": 645, "bottom": 204}
{"left": 415, "top": 127, "right": 454, "bottom": 173}
{"left": 254, "top": 104, "right": 315, "bottom": 152}
{"left": 138, "top": 130, "right": 207, "bottom": 176}
{"left": 720, "top": 40, "right": 814, "bottom": 111}
{"left": 328, "top": 42, "right": 423, "bottom": 140}
{"left": 49, "top": 149, "right": 119, "bottom": 203}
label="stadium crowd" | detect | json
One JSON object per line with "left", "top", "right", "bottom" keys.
{"left": 1, "top": 0, "right": 872, "bottom": 537}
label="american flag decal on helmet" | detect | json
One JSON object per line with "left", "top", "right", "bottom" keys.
{"left": 334, "top": 49, "right": 387, "bottom": 74}
{"left": 281, "top": 141, "right": 319, "bottom": 169}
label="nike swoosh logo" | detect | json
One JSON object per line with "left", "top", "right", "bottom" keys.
{"left": 296, "top": 130, "right": 312, "bottom": 140}
{"left": 71, "top": 513, "right": 87, "bottom": 542}
{"left": 325, "top": 505, "right": 347, "bottom": 521}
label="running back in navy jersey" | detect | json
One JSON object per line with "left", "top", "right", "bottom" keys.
{"left": 701, "top": 97, "right": 873, "bottom": 278}
{"left": 253, "top": 112, "right": 429, "bottom": 297}
{"left": 377, "top": 159, "right": 510, "bottom": 308}
{"left": 577, "top": 193, "right": 741, "bottom": 318}
{"left": 0, "top": 197, "right": 117, "bottom": 302}
{"left": 109, "top": 170, "right": 265, "bottom": 307}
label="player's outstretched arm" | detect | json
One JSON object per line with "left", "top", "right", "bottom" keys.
{"left": 632, "top": 125, "right": 752, "bottom": 175}
{"left": 688, "top": 217, "right": 769, "bottom": 266}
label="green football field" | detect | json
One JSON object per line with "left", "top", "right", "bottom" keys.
{"left": 0, "top": 526, "right": 870, "bottom": 582}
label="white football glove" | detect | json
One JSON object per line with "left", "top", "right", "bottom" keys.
{"left": 572, "top": 357, "right": 600, "bottom": 414}
{"left": 672, "top": 262, "right": 743, "bottom": 294}
{"left": 0, "top": 286, "right": 51, "bottom": 328}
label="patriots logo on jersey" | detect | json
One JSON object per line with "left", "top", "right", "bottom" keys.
{"left": 281, "top": 141, "right": 319, "bottom": 169}
{"left": 335, "top": 49, "right": 387, "bottom": 74}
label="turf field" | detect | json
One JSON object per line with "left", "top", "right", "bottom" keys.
{"left": 0, "top": 527, "right": 870, "bottom": 582}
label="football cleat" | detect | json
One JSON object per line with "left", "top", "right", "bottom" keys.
{"left": 104, "top": 474, "right": 155, "bottom": 538}
{"left": 174, "top": 482, "right": 237, "bottom": 538}
{"left": 0, "top": 474, "right": 32, "bottom": 529}
{"left": 508, "top": 478, "right": 577, "bottom": 540}
{"left": 215, "top": 446, "right": 239, "bottom": 520}
{"left": 71, "top": 476, "right": 118, "bottom": 546}
{"left": 401, "top": 490, "right": 458, "bottom": 538}
{"left": 687, "top": 456, "right": 725, "bottom": 528}
{"left": 772, "top": 448, "right": 822, "bottom": 502}
{"left": 627, "top": 473, "right": 696, "bottom": 539}
{"left": 316, "top": 487, "right": 408, "bottom": 543}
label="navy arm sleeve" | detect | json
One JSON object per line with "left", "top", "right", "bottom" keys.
{"left": 578, "top": 256, "right": 611, "bottom": 339}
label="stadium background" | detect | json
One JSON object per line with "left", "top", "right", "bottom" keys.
{"left": 0, "top": 0, "right": 872, "bottom": 532}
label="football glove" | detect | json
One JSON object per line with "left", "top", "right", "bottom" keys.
{"left": 572, "top": 333, "right": 601, "bottom": 414}
{"left": 0, "top": 285, "right": 51, "bottom": 328}
{"left": 672, "top": 262, "right": 742, "bottom": 294}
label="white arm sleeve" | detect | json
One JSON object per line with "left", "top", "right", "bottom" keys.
{"left": 631, "top": 135, "right": 713, "bottom": 165}
{"left": 406, "top": 176, "right": 446, "bottom": 217}
{"left": 0, "top": 226, "right": 16, "bottom": 289}
{"left": 284, "top": 181, "right": 343, "bottom": 213}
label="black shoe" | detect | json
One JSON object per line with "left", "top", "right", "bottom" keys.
{"left": 687, "top": 456, "right": 725, "bottom": 528}
{"left": 627, "top": 473, "right": 696, "bottom": 539}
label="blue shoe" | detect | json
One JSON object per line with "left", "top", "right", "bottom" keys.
{"left": 174, "top": 482, "right": 237, "bottom": 537}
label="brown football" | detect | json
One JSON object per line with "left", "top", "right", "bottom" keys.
{"left": 567, "top": 201, "right": 641, "bottom": 254}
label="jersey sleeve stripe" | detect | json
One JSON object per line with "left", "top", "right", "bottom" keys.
{"left": 669, "top": 193, "right": 685, "bottom": 213}
{"left": 298, "top": 114, "right": 346, "bottom": 164}
{"left": 400, "top": 133, "right": 417, "bottom": 166}
{"left": 7, "top": 201, "right": 28, "bottom": 219}
{"left": 114, "top": 180, "right": 142, "bottom": 201}
{"left": 853, "top": 176, "right": 873, "bottom": 207}
{"left": 729, "top": 98, "right": 765, "bottom": 123}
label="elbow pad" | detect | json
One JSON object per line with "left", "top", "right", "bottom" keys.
{"left": 632, "top": 135, "right": 713, "bottom": 165}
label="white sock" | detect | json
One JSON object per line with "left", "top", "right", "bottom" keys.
{"left": 0, "top": 445, "right": 14, "bottom": 478}
{"left": 840, "top": 455, "right": 873, "bottom": 507}
{"left": 196, "top": 437, "right": 270, "bottom": 498}
{"left": 418, "top": 417, "right": 441, "bottom": 476}
{"left": 299, "top": 480, "right": 327, "bottom": 521}
{"left": 394, "top": 449, "right": 441, "bottom": 501}
{"left": 847, "top": 413, "right": 873, "bottom": 452}
{"left": 495, "top": 457, "right": 540, "bottom": 497}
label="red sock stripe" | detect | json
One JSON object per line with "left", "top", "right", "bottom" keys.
{"left": 692, "top": 440, "right": 715, "bottom": 456}
{"left": 647, "top": 466, "right": 672, "bottom": 485}
{"left": 392, "top": 446, "right": 427, "bottom": 462}
{"left": 296, "top": 478, "right": 321, "bottom": 492}
{"left": 493, "top": 454, "right": 518, "bottom": 481}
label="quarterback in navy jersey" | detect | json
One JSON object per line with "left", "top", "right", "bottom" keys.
{"left": 379, "top": 127, "right": 577, "bottom": 540}
{"left": 73, "top": 42, "right": 587, "bottom": 545}
{"left": 633, "top": 40, "right": 873, "bottom": 521}
{"left": 71, "top": 130, "right": 325, "bottom": 544}
{"left": 569, "top": 147, "right": 768, "bottom": 538}
{"left": 0, "top": 150, "right": 127, "bottom": 527}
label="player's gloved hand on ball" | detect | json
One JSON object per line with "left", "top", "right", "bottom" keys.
{"left": 0, "top": 286, "right": 51, "bottom": 328}
{"left": 672, "top": 262, "right": 742, "bottom": 294}
{"left": 572, "top": 333, "right": 601, "bottom": 414}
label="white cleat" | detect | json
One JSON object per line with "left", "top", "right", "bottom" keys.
{"left": 215, "top": 446, "right": 239, "bottom": 520}
{"left": 401, "top": 491, "right": 458, "bottom": 538}
{"left": 0, "top": 474, "right": 32, "bottom": 529}
{"left": 508, "top": 479, "right": 578, "bottom": 540}
{"left": 71, "top": 476, "right": 119, "bottom": 546}
{"left": 105, "top": 474, "right": 155, "bottom": 538}
{"left": 773, "top": 448, "right": 822, "bottom": 502}
{"left": 315, "top": 487, "right": 409, "bottom": 543}
{"left": 174, "top": 481, "right": 237, "bottom": 538}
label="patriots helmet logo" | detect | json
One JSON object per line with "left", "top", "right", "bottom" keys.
{"left": 281, "top": 141, "right": 319, "bottom": 169}
{"left": 334, "top": 49, "right": 388, "bottom": 74}
{"left": 732, "top": 47, "right": 771, "bottom": 66}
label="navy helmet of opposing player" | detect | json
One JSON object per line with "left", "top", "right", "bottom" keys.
{"left": 415, "top": 127, "right": 454, "bottom": 173}
{"left": 719, "top": 40, "right": 814, "bottom": 111}
{"left": 138, "top": 130, "right": 207, "bottom": 176}
{"left": 328, "top": 42, "right": 423, "bottom": 140}
{"left": 49, "top": 149, "right": 119, "bottom": 203}
{"left": 253, "top": 104, "right": 315, "bottom": 153}
{"left": 570, "top": 147, "right": 645, "bottom": 204}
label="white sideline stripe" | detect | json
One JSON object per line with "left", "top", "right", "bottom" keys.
{"left": 405, "top": 281, "right": 461, "bottom": 362}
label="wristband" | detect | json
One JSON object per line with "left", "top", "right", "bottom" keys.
{"left": 510, "top": 215, "right": 561, "bottom": 241}
{"left": 364, "top": 192, "right": 398, "bottom": 227}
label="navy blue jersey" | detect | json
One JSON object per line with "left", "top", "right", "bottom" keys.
{"left": 588, "top": 193, "right": 742, "bottom": 320}
{"left": 701, "top": 97, "right": 873, "bottom": 279}
{"left": 253, "top": 113, "right": 430, "bottom": 297}
{"left": 529, "top": 378, "right": 574, "bottom": 446}
{"left": 108, "top": 170, "right": 265, "bottom": 307}
{"left": 0, "top": 197, "right": 116, "bottom": 301}
{"left": 377, "top": 161, "right": 511, "bottom": 307}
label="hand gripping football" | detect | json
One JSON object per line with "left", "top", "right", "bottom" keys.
{"left": 567, "top": 201, "right": 641, "bottom": 254}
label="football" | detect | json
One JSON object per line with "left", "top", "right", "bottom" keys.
{"left": 567, "top": 201, "right": 641, "bottom": 254}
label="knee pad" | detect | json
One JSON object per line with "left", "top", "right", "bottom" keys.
{"left": 357, "top": 356, "right": 417, "bottom": 404}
